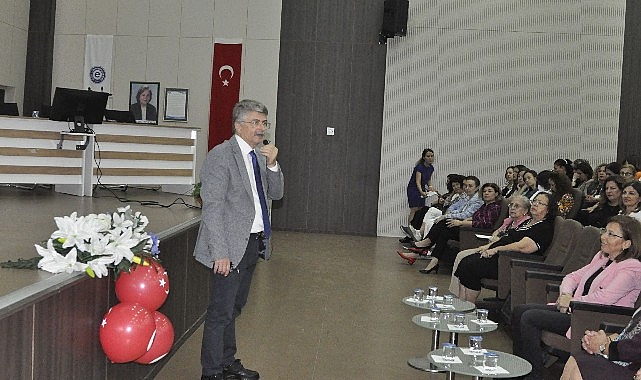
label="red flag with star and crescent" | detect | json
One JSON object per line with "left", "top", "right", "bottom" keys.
{"left": 208, "top": 41, "right": 242, "bottom": 151}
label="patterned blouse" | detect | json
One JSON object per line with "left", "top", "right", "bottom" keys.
{"left": 471, "top": 201, "right": 502, "bottom": 229}
{"left": 557, "top": 192, "right": 575, "bottom": 218}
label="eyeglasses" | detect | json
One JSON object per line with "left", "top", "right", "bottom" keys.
{"left": 600, "top": 228, "right": 624, "bottom": 239}
{"left": 531, "top": 199, "right": 548, "bottom": 207}
{"left": 508, "top": 203, "right": 522, "bottom": 209}
{"left": 239, "top": 119, "right": 271, "bottom": 129}
{"left": 620, "top": 172, "right": 634, "bottom": 177}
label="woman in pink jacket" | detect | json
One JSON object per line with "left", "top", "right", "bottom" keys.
{"left": 511, "top": 214, "right": 641, "bottom": 380}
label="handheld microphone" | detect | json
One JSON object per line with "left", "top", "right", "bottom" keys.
{"left": 263, "top": 139, "right": 270, "bottom": 145}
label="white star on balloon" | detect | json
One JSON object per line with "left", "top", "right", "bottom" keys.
{"left": 159, "top": 278, "right": 167, "bottom": 288}
{"left": 222, "top": 79, "right": 229, "bottom": 86}
{"left": 101, "top": 318, "right": 107, "bottom": 328}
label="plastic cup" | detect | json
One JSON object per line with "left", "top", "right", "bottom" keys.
{"left": 413, "top": 288, "right": 424, "bottom": 301}
{"left": 470, "top": 353, "right": 484, "bottom": 367}
{"left": 443, "top": 294, "right": 454, "bottom": 306}
{"left": 484, "top": 352, "right": 499, "bottom": 370}
{"left": 469, "top": 335, "right": 483, "bottom": 353}
{"left": 476, "top": 308, "right": 489, "bottom": 322}
{"left": 442, "top": 343, "right": 456, "bottom": 361}
{"left": 429, "top": 308, "right": 440, "bottom": 322}
{"left": 428, "top": 286, "right": 438, "bottom": 298}
{"left": 454, "top": 313, "right": 466, "bottom": 327}
{"left": 424, "top": 298, "right": 435, "bottom": 308}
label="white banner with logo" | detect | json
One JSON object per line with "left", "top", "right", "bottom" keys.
{"left": 84, "top": 35, "right": 113, "bottom": 93}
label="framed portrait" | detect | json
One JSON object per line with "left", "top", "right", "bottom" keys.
{"left": 163, "top": 88, "right": 189, "bottom": 122}
{"left": 129, "top": 81, "right": 160, "bottom": 124}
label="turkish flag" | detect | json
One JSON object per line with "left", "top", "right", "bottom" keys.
{"left": 208, "top": 41, "right": 242, "bottom": 151}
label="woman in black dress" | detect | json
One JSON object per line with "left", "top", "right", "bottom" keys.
{"left": 454, "top": 192, "right": 556, "bottom": 303}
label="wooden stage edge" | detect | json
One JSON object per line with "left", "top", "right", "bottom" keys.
{"left": 0, "top": 184, "right": 208, "bottom": 380}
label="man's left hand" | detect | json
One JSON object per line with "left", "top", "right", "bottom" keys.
{"left": 260, "top": 144, "right": 278, "bottom": 167}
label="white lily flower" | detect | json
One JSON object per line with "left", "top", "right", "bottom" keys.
{"left": 85, "top": 256, "right": 113, "bottom": 278}
{"left": 35, "top": 207, "right": 157, "bottom": 277}
{"left": 117, "top": 205, "right": 131, "bottom": 213}
{"left": 104, "top": 228, "right": 138, "bottom": 263}
{"left": 111, "top": 209, "right": 134, "bottom": 234}
{"left": 37, "top": 246, "right": 88, "bottom": 274}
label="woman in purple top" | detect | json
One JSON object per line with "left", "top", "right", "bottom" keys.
{"left": 405, "top": 149, "right": 435, "bottom": 225}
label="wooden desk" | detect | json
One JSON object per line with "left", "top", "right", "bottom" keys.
{"left": 0, "top": 116, "right": 197, "bottom": 196}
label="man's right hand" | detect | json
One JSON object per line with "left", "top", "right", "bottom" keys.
{"left": 214, "top": 258, "right": 232, "bottom": 276}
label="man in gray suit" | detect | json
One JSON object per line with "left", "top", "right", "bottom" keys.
{"left": 194, "top": 99, "right": 284, "bottom": 380}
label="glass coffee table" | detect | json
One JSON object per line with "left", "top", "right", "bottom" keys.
{"left": 412, "top": 311, "right": 498, "bottom": 349}
{"left": 402, "top": 295, "right": 476, "bottom": 313}
{"left": 409, "top": 347, "right": 531, "bottom": 380}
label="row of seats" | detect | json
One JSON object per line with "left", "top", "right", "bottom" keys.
{"left": 459, "top": 215, "right": 641, "bottom": 355}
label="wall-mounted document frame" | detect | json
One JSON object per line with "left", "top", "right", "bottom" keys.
{"left": 164, "top": 88, "right": 189, "bottom": 122}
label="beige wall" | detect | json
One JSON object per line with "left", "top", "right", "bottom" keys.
{"left": 51, "top": 0, "right": 282, "bottom": 181}
{"left": 0, "top": 0, "right": 29, "bottom": 106}
{"left": 378, "top": 0, "right": 626, "bottom": 236}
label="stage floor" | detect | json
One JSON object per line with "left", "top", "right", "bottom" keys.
{"left": 0, "top": 185, "right": 201, "bottom": 300}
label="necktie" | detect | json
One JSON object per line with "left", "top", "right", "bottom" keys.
{"left": 249, "top": 151, "right": 271, "bottom": 237}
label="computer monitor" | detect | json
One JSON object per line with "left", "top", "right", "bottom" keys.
{"left": 104, "top": 109, "right": 136, "bottom": 123}
{"left": 49, "top": 87, "right": 110, "bottom": 132}
{"left": 0, "top": 103, "right": 19, "bottom": 116}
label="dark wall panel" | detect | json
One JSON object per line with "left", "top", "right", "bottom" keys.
{"left": 617, "top": 0, "right": 641, "bottom": 164}
{"left": 34, "top": 276, "right": 109, "bottom": 380}
{"left": 0, "top": 307, "right": 33, "bottom": 379}
{"left": 23, "top": 0, "right": 56, "bottom": 116}
{"left": 274, "top": 0, "right": 386, "bottom": 235}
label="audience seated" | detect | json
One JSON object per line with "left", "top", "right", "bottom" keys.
{"left": 620, "top": 163, "right": 637, "bottom": 181}
{"left": 561, "top": 306, "right": 641, "bottom": 380}
{"left": 502, "top": 166, "right": 518, "bottom": 198}
{"left": 583, "top": 163, "right": 607, "bottom": 207}
{"left": 576, "top": 175, "right": 625, "bottom": 228}
{"left": 396, "top": 176, "right": 483, "bottom": 265}
{"left": 511, "top": 215, "right": 641, "bottom": 380}
{"left": 402, "top": 174, "right": 464, "bottom": 244}
{"left": 516, "top": 169, "right": 539, "bottom": 199}
{"left": 434, "top": 173, "right": 465, "bottom": 212}
{"left": 573, "top": 160, "right": 593, "bottom": 190}
{"left": 453, "top": 192, "right": 557, "bottom": 303}
{"left": 549, "top": 171, "right": 577, "bottom": 218}
{"left": 448, "top": 194, "right": 531, "bottom": 294}
{"left": 410, "top": 183, "right": 503, "bottom": 274}
{"left": 606, "top": 162, "right": 622, "bottom": 177}
{"left": 621, "top": 182, "right": 641, "bottom": 223}
{"left": 555, "top": 158, "right": 575, "bottom": 183}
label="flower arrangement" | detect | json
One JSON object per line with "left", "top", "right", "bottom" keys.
{"left": 35, "top": 206, "right": 159, "bottom": 278}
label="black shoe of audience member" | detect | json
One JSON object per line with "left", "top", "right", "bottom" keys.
{"left": 399, "top": 236, "right": 413, "bottom": 243}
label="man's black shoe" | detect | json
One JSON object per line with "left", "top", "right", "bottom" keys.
{"left": 223, "top": 359, "right": 259, "bottom": 380}
{"left": 201, "top": 374, "right": 225, "bottom": 380}
{"left": 399, "top": 236, "right": 412, "bottom": 243}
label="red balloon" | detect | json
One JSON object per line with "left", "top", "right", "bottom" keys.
{"left": 135, "top": 311, "right": 175, "bottom": 364}
{"left": 115, "top": 260, "right": 170, "bottom": 310}
{"left": 99, "top": 303, "right": 156, "bottom": 363}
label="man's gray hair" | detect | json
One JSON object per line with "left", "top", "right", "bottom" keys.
{"left": 232, "top": 99, "right": 268, "bottom": 132}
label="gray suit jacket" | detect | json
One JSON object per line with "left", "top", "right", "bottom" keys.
{"left": 193, "top": 136, "right": 284, "bottom": 268}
